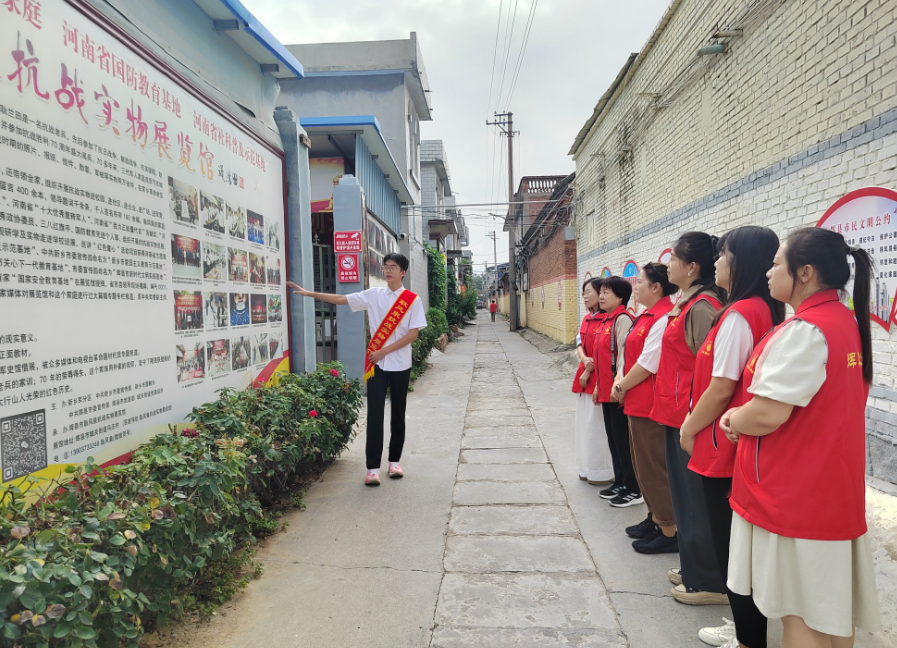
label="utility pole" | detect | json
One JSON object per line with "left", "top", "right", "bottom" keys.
{"left": 486, "top": 111, "right": 518, "bottom": 330}
{"left": 487, "top": 231, "right": 498, "bottom": 300}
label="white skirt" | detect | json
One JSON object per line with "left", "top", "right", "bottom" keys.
{"left": 727, "top": 512, "right": 881, "bottom": 637}
{"left": 575, "top": 393, "right": 614, "bottom": 483}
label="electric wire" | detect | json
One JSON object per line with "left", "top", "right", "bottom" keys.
{"left": 495, "top": 0, "right": 520, "bottom": 112}
{"left": 503, "top": 0, "right": 539, "bottom": 108}
{"left": 485, "top": 0, "right": 504, "bottom": 118}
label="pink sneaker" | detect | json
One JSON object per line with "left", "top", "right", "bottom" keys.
{"left": 388, "top": 463, "right": 404, "bottom": 479}
{"left": 365, "top": 470, "right": 380, "bottom": 486}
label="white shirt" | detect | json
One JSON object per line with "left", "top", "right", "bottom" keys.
{"left": 346, "top": 286, "right": 427, "bottom": 372}
{"left": 749, "top": 319, "right": 828, "bottom": 407}
{"left": 712, "top": 311, "right": 756, "bottom": 380}
{"left": 635, "top": 314, "right": 668, "bottom": 374}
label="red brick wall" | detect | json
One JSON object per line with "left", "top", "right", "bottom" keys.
{"left": 528, "top": 227, "right": 577, "bottom": 287}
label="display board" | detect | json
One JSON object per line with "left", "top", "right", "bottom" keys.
{"left": 0, "top": 0, "right": 288, "bottom": 485}
{"left": 817, "top": 186, "right": 897, "bottom": 329}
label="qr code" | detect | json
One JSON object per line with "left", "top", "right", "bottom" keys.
{"left": 1, "top": 409, "right": 48, "bottom": 483}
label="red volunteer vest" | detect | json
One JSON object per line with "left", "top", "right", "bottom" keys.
{"left": 572, "top": 312, "right": 602, "bottom": 394}
{"left": 622, "top": 298, "right": 674, "bottom": 417}
{"left": 594, "top": 306, "right": 634, "bottom": 403}
{"left": 649, "top": 291, "right": 722, "bottom": 428}
{"left": 687, "top": 296, "right": 773, "bottom": 477}
{"left": 730, "top": 291, "right": 868, "bottom": 541}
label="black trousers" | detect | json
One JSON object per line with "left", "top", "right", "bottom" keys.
{"left": 601, "top": 402, "right": 639, "bottom": 493}
{"left": 665, "top": 427, "right": 726, "bottom": 593}
{"left": 490, "top": 312, "right": 496, "bottom": 321}
{"left": 702, "top": 476, "right": 768, "bottom": 648}
{"left": 365, "top": 365, "right": 412, "bottom": 470}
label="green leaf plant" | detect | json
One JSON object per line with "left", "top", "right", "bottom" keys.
{"left": 0, "top": 362, "right": 362, "bottom": 647}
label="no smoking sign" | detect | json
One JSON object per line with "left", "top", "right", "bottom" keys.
{"left": 337, "top": 253, "right": 360, "bottom": 283}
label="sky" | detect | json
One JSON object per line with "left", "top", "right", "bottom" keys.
{"left": 243, "top": 0, "right": 672, "bottom": 272}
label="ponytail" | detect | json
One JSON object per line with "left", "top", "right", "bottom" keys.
{"left": 850, "top": 246, "right": 874, "bottom": 385}
{"left": 785, "top": 227, "right": 874, "bottom": 384}
{"left": 672, "top": 231, "right": 726, "bottom": 306}
{"left": 643, "top": 262, "right": 677, "bottom": 296}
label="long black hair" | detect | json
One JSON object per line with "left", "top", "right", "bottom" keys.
{"left": 785, "top": 227, "right": 874, "bottom": 384}
{"left": 713, "top": 226, "right": 785, "bottom": 327}
{"left": 642, "top": 262, "right": 677, "bottom": 296}
{"left": 673, "top": 231, "right": 726, "bottom": 306}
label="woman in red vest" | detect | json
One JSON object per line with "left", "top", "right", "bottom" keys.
{"left": 720, "top": 228, "right": 880, "bottom": 644}
{"left": 573, "top": 278, "right": 613, "bottom": 485}
{"left": 590, "top": 276, "right": 637, "bottom": 506}
{"left": 612, "top": 262, "right": 678, "bottom": 552}
{"left": 679, "top": 226, "right": 783, "bottom": 648}
{"left": 650, "top": 232, "right": 727, "bottom": 605}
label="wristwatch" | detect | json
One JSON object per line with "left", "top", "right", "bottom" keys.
{"left": 614, "top": 384, "right": 624, "bottom": 394}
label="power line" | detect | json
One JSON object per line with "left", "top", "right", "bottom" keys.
{"left": 485, "top": 0, "right": 504, "bottom": 118}
{"left": 504, "top": 0, "right": 539, "bottom": 108}
{"left": 495, "top": 0, "right": 521, "bottom": 114}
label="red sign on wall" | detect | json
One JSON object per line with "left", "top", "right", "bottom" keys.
{"left": 337, "top": 253, "right": 360, "bottom": 283}
{"left": 334, "top": 231, "right": 363, "bottom": 253}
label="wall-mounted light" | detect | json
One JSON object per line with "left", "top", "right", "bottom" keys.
{"left": 698, "top": 43, "right": 727, "bottom": 56}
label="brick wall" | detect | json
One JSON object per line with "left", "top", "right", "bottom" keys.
{"left": 523, "top": 227, "right": 579, "bottom": 343}
{"left": 572, "top": 0, "right": 897, "bottom": 483}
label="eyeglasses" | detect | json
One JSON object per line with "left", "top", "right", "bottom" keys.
{"left": 383, "top": 264, "right": 401, "bottom": 271}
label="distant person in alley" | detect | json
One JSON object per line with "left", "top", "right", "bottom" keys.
{"left": 287, "top": 253, "right": 427, "bottom": 487}
{"left": 490, "top": 299, "right": 498, "bottom": 322}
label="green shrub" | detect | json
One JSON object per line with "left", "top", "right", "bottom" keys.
{"left": 425, "top": 244, "right": 446, "bottom": 312}
{"left": 0, "top": 362, "right": 362, "bottom": 647}
{"left": 411, "top": 307, "right": 450, "bottom": 380}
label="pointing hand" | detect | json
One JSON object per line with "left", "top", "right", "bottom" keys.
{"left": 287, "top": 281, "right": 311, "bottom": 297}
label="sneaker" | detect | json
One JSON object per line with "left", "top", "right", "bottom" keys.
{"left": 625, "top": 514, "right": 655, "bottom": 538}
{"left": 609, "top": 491, "right": 644, "bottom": 508}
{"left": 671, "top": 584, "right": 729, "bottom": 606}
{"left": 599, "top": 484, "right": 623, "bottom": 500}
{"left": 633, "top": 531, "right": 679, "bottom": 554}
{"left": 718, "top": 636, "right": 740, "bottom": 648}
{"left": 699, "top": 618, "right": 736, "bottom": 646}
{"left": 579, "top": 474, "right": 588, "bottom": 481}
{"left": 365, "top": 470, "right": 381, "bottom": 486}
{"left": 388, "top": 463, "right": 404, "bottom": 479}
{"left": 668, "top": 567, "right": 682, "bottom": 586}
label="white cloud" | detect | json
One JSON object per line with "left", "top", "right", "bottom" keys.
{"left": 243, "top": 0, "right": 671, "bottom": 268}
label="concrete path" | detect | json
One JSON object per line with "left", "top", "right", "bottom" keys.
{"left": 163, "top": 312, "right": 891, "bottom": 648}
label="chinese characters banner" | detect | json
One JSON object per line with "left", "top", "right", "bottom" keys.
{"left": 0, "top": 0, "right": 288, "bottom": 485}
{"left": 817, "top": 186, "right": 897, "bottom": 330}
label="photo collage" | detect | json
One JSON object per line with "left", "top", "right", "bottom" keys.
{"left": 169, "top": 176, "right": 285, "bottom": 385}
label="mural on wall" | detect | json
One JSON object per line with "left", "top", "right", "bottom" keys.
{"left": 623, "top": 260, "right": 639, "bottom": 313}
{"left": 817, "top": 187, "right": 897, "bottom": 329}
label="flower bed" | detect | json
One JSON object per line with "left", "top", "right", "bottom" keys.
{"left": 0, "top": 363, "right": 362, "bottom": 647}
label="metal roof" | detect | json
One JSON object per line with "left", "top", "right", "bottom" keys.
{"left": 192, "top": 0, "right": 305, "bottom": 79}
{"left": 299, "top": 115, "right": 414, "bottom": 205}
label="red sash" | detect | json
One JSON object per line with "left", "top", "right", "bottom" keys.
{"left": 363, "top": 289, "right": 417, "bottom": 382}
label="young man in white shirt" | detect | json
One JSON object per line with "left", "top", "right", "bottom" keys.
{"left": 288, "top": 253, "right": 427, "bottom": 486}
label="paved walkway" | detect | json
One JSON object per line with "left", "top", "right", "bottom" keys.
{"left": 164, "top": 312, "right": 890, "bottom": 648}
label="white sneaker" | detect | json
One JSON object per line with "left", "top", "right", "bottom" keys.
{"left": 668, "top": 567, "right": 682, "bottom": 586}
{"left": 719, "top": 636, "right": 740, "bottom": 648}
{"left": 698, "top": 617, "right": 736, "bottom": 646}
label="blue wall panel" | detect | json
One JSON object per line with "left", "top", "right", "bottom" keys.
{"left": 355, "top": 136, "right": 401, "bottom": 235}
